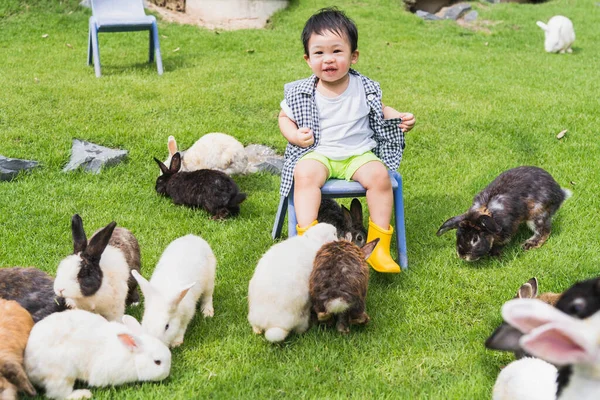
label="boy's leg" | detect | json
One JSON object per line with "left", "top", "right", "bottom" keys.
{"left": 351, "top": 161, "right": 400, "bottom": 273}
{"left": 294, "top": 158, "right": 328, "bottom": 230}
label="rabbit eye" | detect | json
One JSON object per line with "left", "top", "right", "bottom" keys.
{"left": 154, "top": 360, "right": 162, "bottom": 366}
{"left": 165, "top": 324, "right": 170, "bottom": 331}
{"left": 471, "top": 236, "right": 480, "bottom": 246}
{"left": 569, "top": 298, "right": 586, "bottom": 316}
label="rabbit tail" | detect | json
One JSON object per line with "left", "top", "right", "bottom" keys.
{"left": 325, "top": 298, "right": 350, "bottom": 314}
{"left": 265, "top": 327, "right": 289, "bottom": 343}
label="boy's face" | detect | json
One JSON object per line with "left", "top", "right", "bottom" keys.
{"left": 304, "top": 30, "right": 358, "bottom": 86}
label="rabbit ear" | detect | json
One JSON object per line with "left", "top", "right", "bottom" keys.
{"left": 83, "top": 221, "right": 116, "bottom": 262}
{"left": 361, "top": 238, "right": 380, "bottom": 260}
{"left": 170, "top": 282, "right": 196, "bottom": 308}
{"left": 122, "top": 315, "right": 144, "bottom": 336}
{"left": 154, "top": 157, "right": 170, "bottom": 175}
{"left": 131, "top": 270, "right": 158, "bottom": 298}
{"left": 342, "top": 205, "right": 353, "bottom": 228}
{"left": 0, "top": 360, "right": 37, "bottom": 397}
{"left": 536, "top": 21, "right": 548, "bottom": 31}
{"left": 71, "top": 214, "right": 88, "bottom": 254}
{"left": 520, "top": 322, "right": 594, "bottom": 366}
{"left": 167, "top": 135, "right": 178, "bottom": 156}
{"left": 479, "top": 215, "right": 501, "bottom": 234}
{"left": 117, "top": 333, "right": 143, "bottom": 353}
{"left": 350, "top": 198, "right": 363, "bottom": 225}
{"left": 517, "top": 280, "right": 536, "bottom": 299}
{"left": 502, "top": 298, "right": 574, "bottom": 334}
{"left": 436, "top": 214, "right": 465, "bottom": 236}
{"left": 169, "top": 152, "right": 182, "bottom": 173}
{"left": 485, "top": 322, "right": 524, "bottom": 352}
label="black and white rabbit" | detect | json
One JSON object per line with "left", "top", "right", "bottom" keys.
{"left": 437, "top": 166, "right": 571, "bottom": 261}
{"left": 0, "top": 267, "right": 68, "bottom": 322}
{"left": 317, "top": 198, "right": 367, "bottom": 247}
{"left": 54, "top": 214, "right": 141, "bottom": 321}
{"left": 154, "top": 152, "right": 246, "bottom": 219}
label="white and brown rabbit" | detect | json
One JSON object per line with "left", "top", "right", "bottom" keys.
{"left": 309, "top": 239, "right": 379, "bottom": 334}
{"left": 164, "top": 133, "right": 248, "bottom": 175}
{"left": 318, "top": 198, "right": 367, "bottom": 247}
{"left": 248, "top": 223, "right": 338, "bottom": 343}
{"left": 0, "top": 299, "right": 36, "bottom": 400}
{"left": 131, "top": 234, "right": 216, "bottom": 348}
{"left": 437, "top": 166, "right": 571, "bottom": 261}
{"left": 154, "top": 152, "right": 247, "bottom": 219}
{"left": 24, "top": 310, "right": 171, "bottom": 400}
{"left": 54, "top": 214, "right": 141, "bottom": 321}
{"left": 0, "top": 267, "right": 68, "bottom": 322}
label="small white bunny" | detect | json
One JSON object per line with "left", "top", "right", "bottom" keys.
{"left": 24, "top": 310, "right": 171, "bottom": 400}
{"left": 164, "top": 133, "right": 248, "bottom": 175}
{"left": 536, "top": 16, "right": 575, "bottom": 54}
{"left": 248, "top": 223, "right": 338, "bottom": 343}
{"left": 131, "top": 234, "right": 216, "bottom": 348}
{"left": 492, "top": 357, "right": 557, "bottom": 400}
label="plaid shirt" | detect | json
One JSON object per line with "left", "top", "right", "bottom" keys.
{"left": 279, "top": 69, "right": 405, "bottom": 197}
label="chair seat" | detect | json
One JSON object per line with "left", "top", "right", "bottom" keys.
{"left": 321, "top": 172, "right": 398, "bottom": 197}
{"left": 92, "top": 15, "right": 155, "bottom": 29}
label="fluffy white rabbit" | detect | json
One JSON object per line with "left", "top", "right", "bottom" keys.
{"left": 54, "top": 214, "right": 141, "bottom": 322}
{"left": 248, "top": 223, "right": 338, "bottom": 343}
{"left": 131, "top": 234, "right": 216, "bottom": 348}
{"left": 164, "top": 133, "right": 248, "bottom": 175}
{"left": 492, "top": 357, "right": 557, "bottom": 400}
{"left": 536, "top": 16, "right": 575, "bottom": 54}
{"left": 24, "top": 310, "right": 171, "bottom": 400}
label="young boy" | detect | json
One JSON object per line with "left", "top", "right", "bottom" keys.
{"left": 278, "top": 7, "right": 415, "bottom": 273}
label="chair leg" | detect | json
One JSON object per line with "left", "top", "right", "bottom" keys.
{"left": 288, "top": 189, "right": 298, "bottom": 237}
{"left": 271, "top": 196, "right": 288, "bottom": 240}
{"left": 87, "top": 28, "right": 93, "bottom": 66}
{"left": 151, "top": 20, "right": 163, "bottom": 75}
{"left": 89, "top": 21, "right": 101, "bottom": 77}
{"left": 148, "top": 28, "right": 154, "bottom": 63}
{"left": 391, "top": 171, "right": 408, "bottom": 270}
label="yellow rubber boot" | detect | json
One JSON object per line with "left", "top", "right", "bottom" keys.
{"left": 366, "top": 218, "right": 401, "bottom": 273}
{"left": 296, "top": 220, "right": 318, "bottom": 236}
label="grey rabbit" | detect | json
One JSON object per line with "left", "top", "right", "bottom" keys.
{"left": 317, "top": 198, "right": 367, "bottom": 247}
{"left": 437, "top": 166, "right": 571, "bottom": 261}
{"left": 154, "top": 152, "right": 247, "bottom": 219}
{"left": 0, "top": 267, "right": 68, "bottom": 322}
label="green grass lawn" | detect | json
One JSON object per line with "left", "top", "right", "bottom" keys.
{"left": 1, "top": 0, "right": 599, "bottom": 398}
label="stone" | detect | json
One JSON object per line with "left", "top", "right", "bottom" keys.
{"left": 63, "top": 139, "right": 128, "bottom": 174}
{"left": 79, "top": 0, "right": 91, "bottom": 8}
{"left": 463, "top": 10, "right": 478, "bottom": 23}
{"left": 416, "top": 10, "right": 442, "bottom": 20}
{"left": 0, "top": 156, "right": 39, "bottom": 181}
{"left": 443, "top": 3, "right": 471, "bottom": 20}
{"left": 244, "top": 144, "right": 283, "bottom": 175}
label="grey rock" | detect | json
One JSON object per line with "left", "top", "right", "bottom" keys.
{"left": 444, "top": 3, "right": 471, "bottom": 20}
{"left": 63, "top": 139, "right": 128, "bottom": 174}
{"left": 244, "top": 144, "right": 283, "bottom": 175}
{"left": 79, "top": 0, "right": 91, "bottom": 8}
{"left": 255, "top": 158, "right": 284, "bottom": 175}
{"left": 463, "top": 10, "right": 478, "bottom": 22}
{"left": 0, "top": 156, "right": 39, "bottom": 181}
{"left": 416, "top": 10, "right": 442, "bottom": 20}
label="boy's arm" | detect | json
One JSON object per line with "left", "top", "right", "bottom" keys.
{"left": 382, "top": 104, "right": 415, "bottom": 133}
{"left": 278, "top": 110, "right": 315, "bottom": 147}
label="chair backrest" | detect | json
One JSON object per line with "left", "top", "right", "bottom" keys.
{"left": 91, "top": 0, "right": 146, "bottom": 19}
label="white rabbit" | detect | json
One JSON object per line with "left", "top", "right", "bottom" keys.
{"left": 24, "top": 310, "right": 171, "bottom": 400}
{"left": 164, "top": 133, "right": 248, "bottom": 175}
{"left": 131, "top": 234, "right": 216, "bottom": 348}
{"left": 492, "top": 357, "right": 557, "bottom": 400}
{"left": 54, "top": 214, "right": 141, "bottom": 322}
{"left": 536, "top": 16, "right": 575, "bottom": 54}
{"left": 248, "top": 223, "right": 338, "bottom": 343}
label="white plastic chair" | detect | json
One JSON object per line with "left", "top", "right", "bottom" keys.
{"left": 88, "top": 0, "right": 163, "bottom": 77}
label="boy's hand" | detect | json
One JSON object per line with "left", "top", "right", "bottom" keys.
{"left": 398, "top": 113, "right": 415, "bottom": 133}
{"left": 296, "top": 128, "right": 314, "bottom": 147}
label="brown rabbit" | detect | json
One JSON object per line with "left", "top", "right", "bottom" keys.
{"left": 0, "top": 299, "right": 36, "bottom": 399}
{"left": 309, "top": 239, "right": 379, "bottom": 334}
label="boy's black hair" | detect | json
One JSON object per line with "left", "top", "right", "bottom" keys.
{"left": 301, "top": 7, "right": 358, "bottom": 56}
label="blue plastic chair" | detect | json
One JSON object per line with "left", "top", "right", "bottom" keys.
{"left": 88, "top": 0, "right": 163, "bottom": 77}
{"left": 271, "top": 170, "right": 408, "bottom": 270}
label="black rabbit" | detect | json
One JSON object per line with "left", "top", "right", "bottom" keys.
{"left": 437, "top": 166, "right": 570, "bottom": 261}
{"left": 154, "top": 152, "right": 246, "bottom": 219}
{"left": 318, "top": 198, "right": 367, "bottom": 246}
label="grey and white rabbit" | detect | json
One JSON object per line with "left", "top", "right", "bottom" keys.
{"left": 54, "top": 214, "right": 141, "bottom": 321}
{"left": 437, "top": 166, "right": 571, "bottom": 261}
{"left": 24, "top": 310, "right": 171, "bottom": 400}
{"left": 317, "top": 198, "right": 367, "bottom": 246}
{"left": 536, "top": 16, "right": 575, "bottom": 54}
{"left": 0, "top": 267, "right": 68, "bottom": 322}
{"left": 154, "top": 152, "right": 247, "bottom": 219}
{"left": 309, "top": 239, "right": 379, "bottom": 334}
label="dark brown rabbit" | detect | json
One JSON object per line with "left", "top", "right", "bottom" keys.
{"left": 437, "top": 166, "right": 570, "bottom": 261}
{"left": 0, "top": 267, "right": 67, "bottom": 323}
{"left": 154, "top": 152, "right": 246, "bottom": 219}
{"left": 317, "top": 198, "right": 367, "bottom": 247}
{"left": 309, "top": 239, "right": 379, "bottom": 334}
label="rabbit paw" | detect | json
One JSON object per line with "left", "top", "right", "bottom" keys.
{"left": 202, "top": 305, "right": 214, "bottom": 317}
{"left": 252, "top": 326, "right": 263, "bottom": 335}
{"left": 317, "top": 312, "right": 332, "bottom": 321}
{"left": 350, "top": 312, "right": 370, "bottom": 326}
{"left": 67, "top": 389, "right": 92, "bottom": 399}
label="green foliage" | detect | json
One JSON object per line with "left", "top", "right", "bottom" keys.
{"left": 1, "top": 0, "right": 599, "bottom": 398}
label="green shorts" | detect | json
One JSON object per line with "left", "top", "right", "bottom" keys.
{"left": 299, "top": 151, "right": 383, "bottom": 181}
